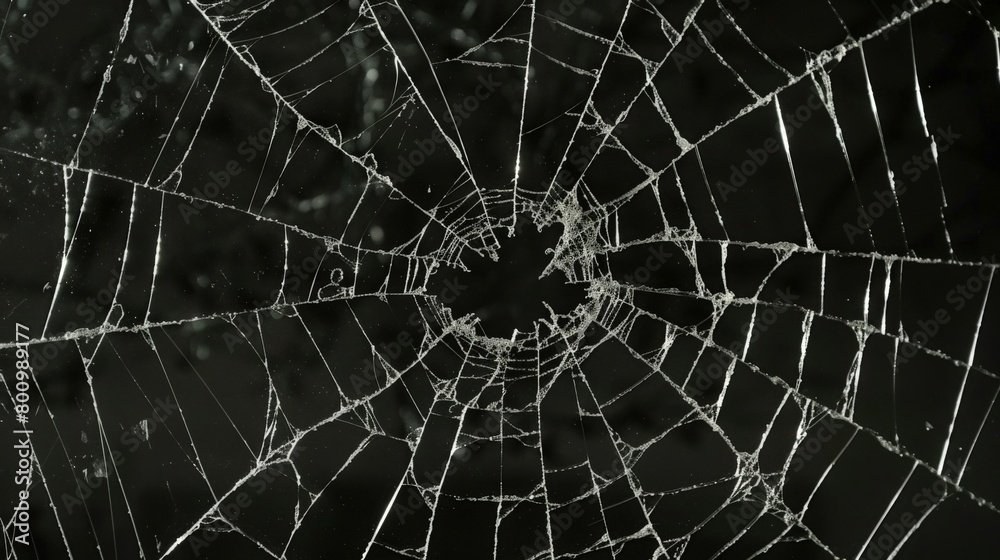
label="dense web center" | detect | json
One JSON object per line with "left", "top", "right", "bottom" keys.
{"left": 436, "top": 221, "right": 587, "bottom": 337}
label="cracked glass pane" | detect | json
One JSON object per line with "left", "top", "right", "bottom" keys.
{"left": 2, "top": 0, "right": 1000, "bottom": 559}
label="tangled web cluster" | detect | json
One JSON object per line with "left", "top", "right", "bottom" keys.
{"left": 1, "top": 0, "right": 1000, "bottom": 558}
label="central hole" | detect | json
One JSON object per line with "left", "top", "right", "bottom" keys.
{"left": 434, "top": 222, "right": 587, "bottom": 337}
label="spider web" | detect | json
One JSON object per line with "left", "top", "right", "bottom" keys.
{"left": 2, "top": 0, "right": 1000, "bottom": 558}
